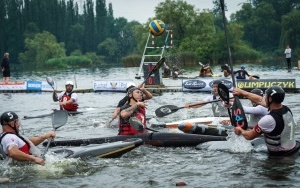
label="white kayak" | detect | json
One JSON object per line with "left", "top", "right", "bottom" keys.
{"left": 151, "top": 117, "right": 230, "bottom": 128}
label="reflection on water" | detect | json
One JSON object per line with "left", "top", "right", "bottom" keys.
{"left": 1, "top": 66, "right": 300, "bottom": 187}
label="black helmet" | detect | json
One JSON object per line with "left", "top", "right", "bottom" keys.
{"left": 251, "top": 88, "right": 263, "bottom": 97}
{"left": 265, "top": 85, "right": 285, "bottom": 103}
{"left": 213, "top": 80, "right": 223, "bottom": 85}
{"left": 1, "top": 111, "right": 19, "bottom": 126}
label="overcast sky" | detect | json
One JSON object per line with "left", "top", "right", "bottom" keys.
{"left": 105, "top": 0, "right": 246, "bottom": 23}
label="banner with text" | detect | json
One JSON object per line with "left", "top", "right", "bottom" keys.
{"left": 182, "top": 78, "right": 233, "bottom": 92}
{"left": 0, "top": 81, "right": 27, "bottom": 90}
{"left": 237, "top": 79, "right": 296, "bottom": 89}
{"left": 93, "top": 80, "right": 134, "bottom": 92}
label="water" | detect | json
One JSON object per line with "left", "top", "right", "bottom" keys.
{"left": 1, "top": 64, "right": 300, "bottom": 187}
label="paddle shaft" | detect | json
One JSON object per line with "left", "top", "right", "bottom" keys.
{"left": 220, "top": 0, "right": 235, "bottom": 87}
{"left": 140, "top": 57, "right": 165, "bottom": 85}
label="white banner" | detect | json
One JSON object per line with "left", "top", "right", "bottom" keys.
{"left": 93, "top": 80, "right": 134, "bottom": 91}
{"left": 182, "top": 78, "right": 233, "bottom": 92}
{"left": 0, "top": 81, "right": 27, "bottom": 90}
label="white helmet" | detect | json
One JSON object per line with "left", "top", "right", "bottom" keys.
{"left": 65, "top": 81, "right": 74, "bottom": 86}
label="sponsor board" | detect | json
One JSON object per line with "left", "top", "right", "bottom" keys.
{"left": 93, "top": 80, "right": 134, "bottom": 91}
{"left": 0, "top": 81, "right": 27, "bottom": 90}
{"left": 182, "top": 78, "right": 233, "bottom": 92}
{"left": 27, "top": 81, "right": 42, "bottom": 91}
{"left": 42, "top": 81, "right": 54, "bottom": 91}
{"left": 237, "top": 79, "right": 296, "bottom": 89}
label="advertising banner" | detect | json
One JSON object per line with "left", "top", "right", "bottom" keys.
{"left": 93, "top": 80, "right": 134, "bottom": 92}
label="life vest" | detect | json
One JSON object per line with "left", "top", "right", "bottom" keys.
{"left": 264, "top": 106, "right": 297, "bottom": 155}
{"left": 61, "top": 92, "right": 78, "bottom": 111}
{"left": 235, "top": 70, "right": 247, "bottom": 79}
{"left": 0, "top": 132, "right": 31, "bottom": 156}
{"left": 118, "top": 105, "right": 147, "bottom": 135}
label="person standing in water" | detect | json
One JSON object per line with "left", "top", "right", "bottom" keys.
{"left": 284, "top": 45, "right": 292, "bottom": 72}
{"left": 1, "top": 53, "right": 10, "bottom": 83}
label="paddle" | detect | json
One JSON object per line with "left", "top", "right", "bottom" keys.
{"left": 23, "top": 113, "right": 52, "bottom": 120}
{"left": 251, "top": 75, "right": 260, "bottom": 79}
{"left": 41, "top": 110, "right": 68, "bottom": 159}
{"left": 155, "top": 99, "right": 223, "bottom": 117}
{"left": 140, "top": 57, "right": 165, "bottom": 85}
{"left": 46, "top": 77, "right": 59, "bottom": 101}
{"left": 220, "top": 0, "right": 248, "bottom": 130}
{"left": 73, "top": 73, "right": 77, "bottom": 88}
{"left": 218, "top": 83, "right": 248, "bottom": 130}
{"left": 217, "top": 83, "right": 233, "bottom": 124}
{"left": 129, "top": 117, "right": 158, "bottom": 132}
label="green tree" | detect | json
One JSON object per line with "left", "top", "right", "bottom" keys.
{"left": 280, "top": 9, "right": 300, "bottom": 57}
{"left": 19, "top": 31, "right": 66, "bottom": 69}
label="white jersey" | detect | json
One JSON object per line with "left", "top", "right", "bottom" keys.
{"left": 203, "top": 93, "right": 233, "bottom": 117}
{"left": 284, "top": 48, "right": 291, "bottom": 58}
{"left": 243, "top": 105, "right": 269, "bottom": 128}
{"left": 0, "top": 133, "right": 41, "bottom": 157}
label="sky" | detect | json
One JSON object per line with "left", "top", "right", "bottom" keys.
{"left": 105, "top": 0, "right": 247, "bottom": 23}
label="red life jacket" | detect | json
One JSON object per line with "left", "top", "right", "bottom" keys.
{"left": 118, "top": 106, "right": 147, "bottom": 135}
{"left": 60, "top": 92, "right": 78, "bottom": 111}
{"left": 0, "top": 132, "right": 30, "bottom": 154}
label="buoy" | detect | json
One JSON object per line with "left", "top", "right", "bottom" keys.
{"left": 176, "top": 181, "right": 187, "bottom": 186}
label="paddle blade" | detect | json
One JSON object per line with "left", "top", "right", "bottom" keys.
{"left": 232, "top": 97, "right": 248, "bottom": 130}
{"left": 129, "top": 117, "right": 144, "bottom": 131}
{"left": 155, "top": 105, "right": 179, "bottom": 117}
{"left": 217, "top": 83, "right": 230, "bottom": 103}
{"left": 52, "top": 110, "right": 68, "bottom": 130}
{"left": 46, "top": 77, "right": 55, "bottom": 89}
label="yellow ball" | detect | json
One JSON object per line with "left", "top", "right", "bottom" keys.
{"left": 149, "top": 20, "right": 166, "bottom": 36}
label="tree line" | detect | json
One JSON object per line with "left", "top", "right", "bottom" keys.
{"left": 0, "top": 0, "right": 299, "bottom": 70}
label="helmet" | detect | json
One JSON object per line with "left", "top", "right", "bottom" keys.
{"left": 1, "top": 111, "right": 18, "bottom": 126}
{"left": 127, "top": 87, "right": 141, "bottom": 95}
{"left": 212, "top": 80, "right": 223, "bottom": 85}
{"left": 241, "top": 65, "right": 246, "bottom": 69}
{"left": 265, "top": 85, "right": 285, "bottom": 103}
{"left": 251, "top": 88, "right": 263, "bottom": 97}
{"left": 65, "top": 81, "right": 74, "bottom": 86}
{"left": 126, "top": 82, "right": 136, "bottom": 92}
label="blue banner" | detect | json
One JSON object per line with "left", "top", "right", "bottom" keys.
{"left": 27, "top": 81, "right": 42, "bottom": 91}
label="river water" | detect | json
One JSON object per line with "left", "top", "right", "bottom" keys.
{"left": 1, "top": 64, "right": 300, "bottom": 187}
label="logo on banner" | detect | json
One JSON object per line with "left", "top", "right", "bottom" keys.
{"left": 183, "top": 80, "right": 206, "bottom": 89}
{"left": 209, "top": 79, "right": 232, "bottom": 89}
{"left": 110, "top": 82, "right": 118, "bottom": 89}
{"left": 27, "top": 81, "right": 42, "bottom": 91}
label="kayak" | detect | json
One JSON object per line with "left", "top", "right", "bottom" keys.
{"left": 177, "top": 122, "right": 232, "bottom": 136}
{"left": 151, "top": 117, "right": 230, "bottom": 128}
{"left": 163, "top": 75, "right": 221, "bottom": 79}
{"left": 51, "top": 138, "right": 143, "bottom": 159}
{"left": 43, "top": 132, "right": 227, "bottom": 148}
{"left": 196, "top": 138, "right": 300, "bottom": 157}
{"left": 23, "top": 111, "right": 83, "bottom": 119}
